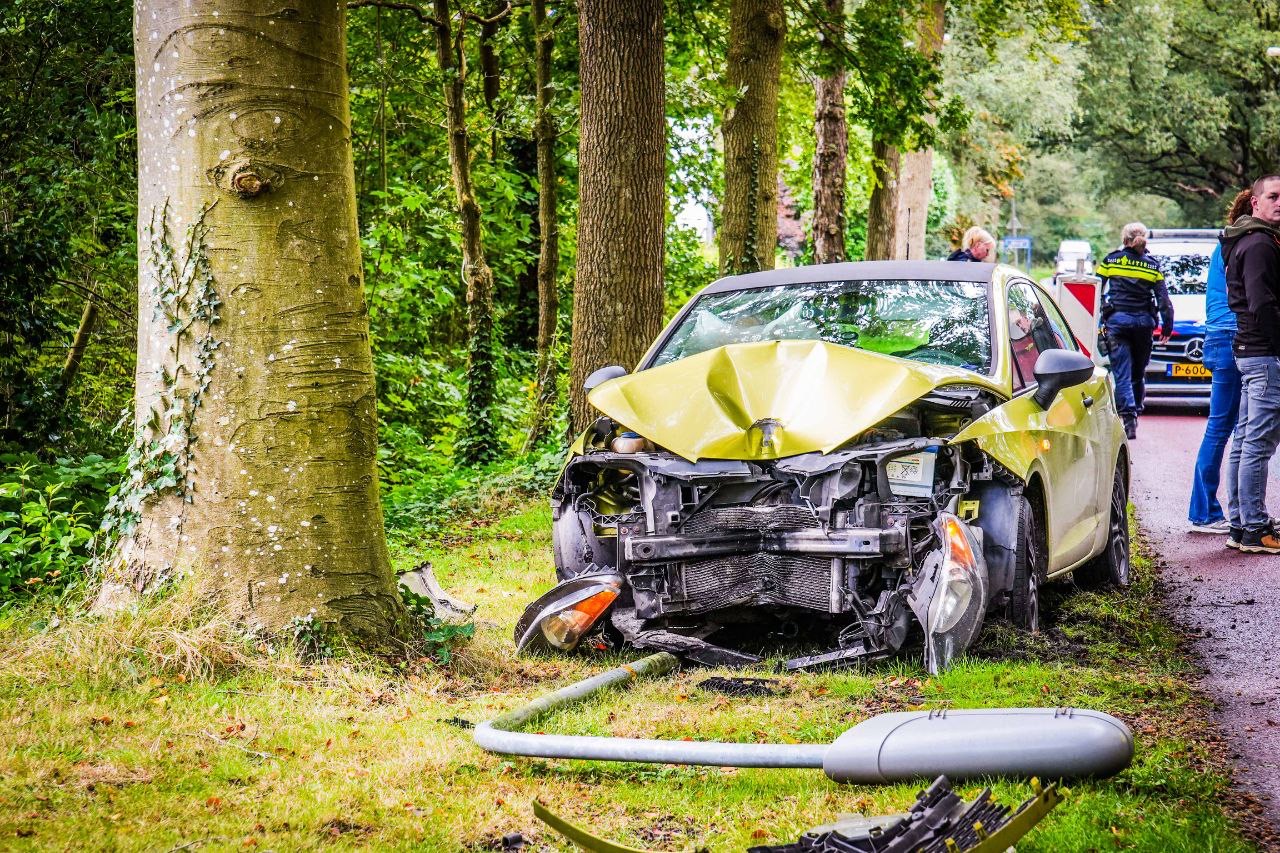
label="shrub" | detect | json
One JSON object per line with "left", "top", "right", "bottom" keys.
{"left": 0, "top": 453, "right": 118, "bottom": 599}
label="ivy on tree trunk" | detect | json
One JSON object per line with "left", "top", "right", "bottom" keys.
{"left": 433, "top": 0, "right": 501, "bottom": 465}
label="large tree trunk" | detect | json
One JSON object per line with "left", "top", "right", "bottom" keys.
{"left": 719, "top": 0, "right": 785, "bottom": 275}
{"left": 435, "top": 0, "right": 500, "bottom": 464}
{"left": 862, "top": 0, "right": 946, "bottom": 261}
{"left": 568, "top": 0, "right": 665, "bottom": 435}
{"left": 102, "top": 0, "right": 405, "bottom": 645}
{"left": 524, "top": 0, "right": 560, "bottom": 451}
{"left": 812, "top": 0, "right": 847, "bottom": 264}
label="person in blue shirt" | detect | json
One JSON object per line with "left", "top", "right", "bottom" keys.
{"left": 1188, "top": 194, "right": 1248, "bottom": 533}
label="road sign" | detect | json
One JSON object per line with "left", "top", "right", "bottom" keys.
{"left": 1002, "top": 236, "right": 1033, "bottom": 252}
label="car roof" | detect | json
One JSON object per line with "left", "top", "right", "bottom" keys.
{"left": 700, "top": 260, "right": 996, "bottom": 295}
{"left": 1148, "top": 228, "right": 1220, "bottom": 240}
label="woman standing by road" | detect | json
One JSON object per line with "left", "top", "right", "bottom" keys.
{"left": 1188, "top": 190, "right": 1253, "bottom": 534}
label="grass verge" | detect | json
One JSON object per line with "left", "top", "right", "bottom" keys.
{"left": 0, "top": 501, "right": 1258, "bottom": 851}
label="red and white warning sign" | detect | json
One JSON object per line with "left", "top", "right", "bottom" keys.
{"left": 1051, "top": 274, "right": 1102, "bottom": 361}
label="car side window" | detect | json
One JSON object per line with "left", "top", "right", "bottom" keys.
{"left": 1032, "top": 285, "right": 1080, "bottom": 354}
{"left": 1007, "top": 281, "right": 1069, "bottom": 391}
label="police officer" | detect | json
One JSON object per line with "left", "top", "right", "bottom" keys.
{"left": 1097, "top": 222, "right": 1174, "bottom": 439}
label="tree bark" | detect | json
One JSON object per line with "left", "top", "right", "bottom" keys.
{"left": 105, "top": 0, "right": 405, "bottom": 646}
{"left": 434, "top": 0, "right": 499, "bottom": 464}
{"left": 479, "top": 8, "right": 502, "bottom": 157}
{"left": 862, "top": 0, "right": 945, "bottom": 261}
{"left": 569, "top": 0, "right": 665, "bottom": 435}
{"left": 719, "top": 0, "right": 785, "bottom": 275}
{"left": 524, "top": 0, "right": 560, "bottom": 451}
{"left": 864, "top": 137, "right": 901, "bottom": 260}
{"left": 812, "top": 0, "right": 847, "bottom": 264}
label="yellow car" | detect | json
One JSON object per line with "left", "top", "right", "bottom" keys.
{"left": 516, "top": 261, "right": 1130, "bottom": 672}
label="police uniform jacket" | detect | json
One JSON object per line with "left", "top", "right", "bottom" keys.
{"left": 1097, "top": 247, "right": 1174, "bottom": 332}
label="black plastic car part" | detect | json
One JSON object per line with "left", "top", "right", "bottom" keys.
{"left": 745, "top": 775, "right": 1065, "bottom": 853}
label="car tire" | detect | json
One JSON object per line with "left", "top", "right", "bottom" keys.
{"left": 1078, "top": 460, "right": 1131, "bottom": 588}
{"left": 1008, "top": 495, "right": 1044, "bottom": 633}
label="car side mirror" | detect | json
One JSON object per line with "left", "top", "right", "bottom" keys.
{"left": 584, "top": 365, "right": 627, "bottom": 393}
{"left": 1032, "top": 349, "right": 1095, "bottom": 409}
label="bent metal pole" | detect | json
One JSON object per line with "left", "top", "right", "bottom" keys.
{"left": 472, "top": 652, "right": 1135, "bottom": 782}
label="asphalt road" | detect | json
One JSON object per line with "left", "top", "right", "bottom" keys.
{"left": 1130, "top": 410, "right": 1280, "bottom": 825}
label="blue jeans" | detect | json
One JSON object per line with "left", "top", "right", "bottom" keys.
{"left": 1232, "top": 356, "right": 1280, "bottom": 531}
{"left": 1107, "top": 311, "right": 1155, "bottom": 418}
{"left": 1189, "top": 330, "right": 1241, "bottom": 524}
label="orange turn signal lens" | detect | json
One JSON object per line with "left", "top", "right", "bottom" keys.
{"left": 540, "top": 588, "right": 619, "bottom": 650}
{"left": 942, "top": 516, "right": 977, "bottom": 572}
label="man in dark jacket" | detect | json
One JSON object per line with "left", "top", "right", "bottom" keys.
{"left": 1223, "top": 174, "right": 1280, "bottom": 553}
{"left": 1097, "top": 222, "right": 1174, "bottom": 439}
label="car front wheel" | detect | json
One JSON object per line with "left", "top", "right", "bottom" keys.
{"left": 1008, "top": 494, "right": 1045, "bottom": 633}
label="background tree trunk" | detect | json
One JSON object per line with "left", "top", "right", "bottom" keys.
{"left": 864, "top": 138, "right": 901, "bottom": 259}
{"left": 524, "top": 0, "right": 560, "bottom": 451}
{"left": 719, "top": 0, "right": 785, "bottom": 275}
{"left": 435, "top": 0, "right": 500, "bottom": 464}
{"left": 895, "top": 0, "right": 946, "bottom": 261}
{"left": 103, "top": 0, "right": 405, "bottom": 645}
{"left": 812, "top": 0, "right": 847, "bottom": 264}
{"left": 568, "top": 0, "right": 665, "bottom": 435}
{"left": 863, "top": 0, "right": 945, "bottom": 261}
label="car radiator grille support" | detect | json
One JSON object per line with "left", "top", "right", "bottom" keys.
{"left": 671, "top": 553, "right": 836, "bottom": 614}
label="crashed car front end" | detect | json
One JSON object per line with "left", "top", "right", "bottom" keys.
{"left": 517, "top": 340, "right": 1021, "bottom": 673}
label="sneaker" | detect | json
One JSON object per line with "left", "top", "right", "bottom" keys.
{"left": 1227, "top": 526, "right": 1243, "bottom": 549}
{"left": 1123, "top": 417, "right": 1137, "bottom": 440}
{"left": 1239, "top": 528, "right": 1280, "bottom": 554}
{"left": 1189, "top": 519, "right": 1232, "bottom": 534}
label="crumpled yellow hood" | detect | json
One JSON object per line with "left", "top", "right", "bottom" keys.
{"left": 588, "top": 340, "right": 1003, "bottom": 461}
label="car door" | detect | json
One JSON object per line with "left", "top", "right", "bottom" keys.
{"left": 1005, "top": 280, "right": 1111, "bottom": 570}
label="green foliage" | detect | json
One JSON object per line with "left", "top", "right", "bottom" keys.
{"left": 0, "top": 454, "right": 117, "bottom": 598}
{"left": 1076, "top": 0, "right": 1276, "bottom": 220}
{"left": 399, "top": 585, "right": 475, "bottom": 664}
{"left": 664, "top": 223, "right": 719, "bottom": 317}
{"left": 0, "top": 0, "right": 136, "bottom": 453}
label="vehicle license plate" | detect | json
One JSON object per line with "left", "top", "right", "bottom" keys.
{"left": 1168, "top": 363, "right": 1211, "bottom": 378}
{"left": 886, "top": 456, "right": 924, "bottom": 482}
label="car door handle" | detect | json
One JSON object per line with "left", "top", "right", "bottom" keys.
{"left": 1082, "top": 394, "right": 1095, "bottom": 409}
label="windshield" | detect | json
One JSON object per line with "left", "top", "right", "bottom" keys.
{"left": 1148, "top": 242, "right": 1216, "bottom": 295}
{"left": 652, "top": 279, "right": 992, "bottom": 372}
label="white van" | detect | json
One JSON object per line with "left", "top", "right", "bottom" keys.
{"left": 1055, "top": 239, "right": 1094, "bottom": 275}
